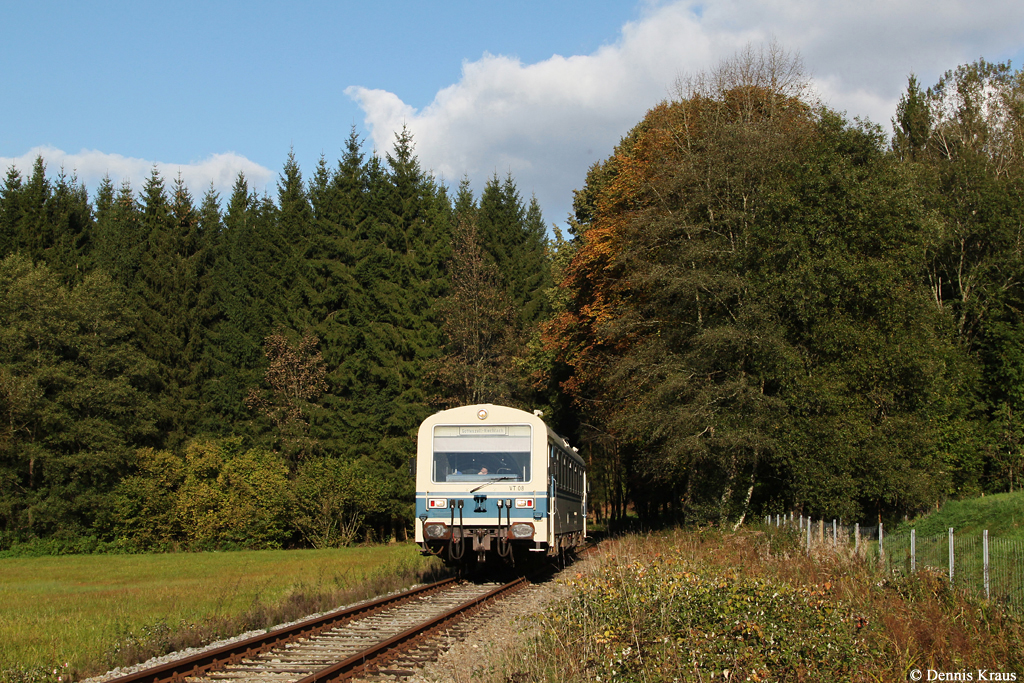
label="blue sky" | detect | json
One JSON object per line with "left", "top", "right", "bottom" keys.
{"left": 2, "top": 1, "right": 1022, "bottom": 229}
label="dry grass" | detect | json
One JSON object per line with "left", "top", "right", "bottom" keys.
{"left": 496, "top": 527, "right": 1023, "bottom": 682}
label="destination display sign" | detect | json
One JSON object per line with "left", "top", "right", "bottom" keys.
{"left": 458, "top": 426, "right": 508, "bottom": 435}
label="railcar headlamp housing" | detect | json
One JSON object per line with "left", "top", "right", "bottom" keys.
{"left": 427, "top": 498, "right": 448, "bottom": 509}
{"left": 424, "top": 522, "right": 449, "bottom": 539}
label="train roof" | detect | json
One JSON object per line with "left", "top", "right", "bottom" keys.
{"left": 421, "top": 404, "right": 583, "bottom": 467}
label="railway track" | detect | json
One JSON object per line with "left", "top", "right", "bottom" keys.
{"left": 105, "top": 575, "right": 529, "bottom": 683}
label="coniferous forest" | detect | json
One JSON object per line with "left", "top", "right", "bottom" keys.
{"left": 2, "top": 53, "right": 1023, "bottom": 552}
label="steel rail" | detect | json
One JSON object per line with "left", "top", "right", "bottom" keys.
{"left": 295, "top": 575, "right": 530, "bottom": 682}
{"left": 104, "top": 576, "right": 460, "bottom": 683}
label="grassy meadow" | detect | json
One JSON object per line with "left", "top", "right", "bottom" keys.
{"left": 0, "top": 543, "right": 445, "bottom": 681}
{"left": 896, "top": 490, "right": 1024, "bottom": 539}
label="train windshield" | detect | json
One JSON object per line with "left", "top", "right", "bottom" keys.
{"left": 432, "top": 425, "right": 532, "bottom": 483}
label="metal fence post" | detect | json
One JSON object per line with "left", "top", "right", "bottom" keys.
{"left": 948, "top": 527, "right": 954, "bottom": 586}
{"left": 807, "top": 520, "right": 811, "bottom": 554}
{"left": 855, "top": 523, "right": 859, "bottom": 553}
{"left": 879, "top": 522, "right": 884, "bottom": 561}
{"left": 832, "top": 519, "right": 837, "bottom": 547}
{"left": 911, "top": 528, "right": 916, "bottom": 573}
{"left": 983, "top": 529, "right": 989, "bottom": 601}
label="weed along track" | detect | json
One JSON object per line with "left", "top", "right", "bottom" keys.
{"left": 104, "top": 576, "right": 529, "bottom": 683}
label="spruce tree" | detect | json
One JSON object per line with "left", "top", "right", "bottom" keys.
{"left": 307, "top": 132, "right": 367, "bottom": 456}
{"left": 204, "top": 175, "right": 258, "bottom": 427}
{"left": 133, "top": 170, "right": 190, "bottom": 445}
{"left": 0, "top": 166, "right": 24, "bottom": 258}
{"left": 207, "top": 175, "right": 289, "bottom": 431}
{"left": 97, "top": 180, "right": 144, "bottom": 293}
{"left": 453, "top": 176, "right": 477, "bottom": 226}
{"left": 45, "top": 168, "right": 93, "bottom": 284}
{"left": 276, "top": 149, "right": 312, "bottom": 330}
{"left": 192, "top": 187, "right": 224, "bottom": 435}
{"left": 518, "top": 194, "right": 552, "bottom": 325}
{"left": 475, "top": 172, "right": 551, "bottom": 323}
{"left": 308, "top": 129, "right": 454, "bottom": 538}
{"left": 16, "top": 157, "right": 53, "bottom": 262}
{"left": 476, "top": 172, "right": 524, "bottom": 281}
{"left": 89, "top": 176, "right": 115, "bottom": 274}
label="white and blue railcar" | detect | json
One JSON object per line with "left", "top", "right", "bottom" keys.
{"left": 414, "top": 404, "right": 586, "bottom": 563}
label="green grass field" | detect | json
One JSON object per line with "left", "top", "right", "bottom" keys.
{"left": 879, "top": 491, "right": 1024, "bottom": 612}
{"left": 896, "top": 490, "right": 1024, "bottom": 539}
{"left": 0, "top": 544, "right": 444, "bottom": 681}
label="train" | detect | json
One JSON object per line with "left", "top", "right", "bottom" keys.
{"left": 414, "top": 404, "right": 587, "bottom": 564}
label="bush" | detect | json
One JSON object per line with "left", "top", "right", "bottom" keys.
{"left": 176, "top": 439, "right": 293, "bottom": 550}
{"left": 291, "top": 457, "right": 387, "bottom": 548}
{"left": 110, "top": 438, "right": 295, "bottom": 551}
{"left": 111, "top": 448, "right": 185, "bottom": 551}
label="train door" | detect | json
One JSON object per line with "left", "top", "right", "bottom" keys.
{"left": 582, "top": 471, "right": 588, "bottom": 537}
{"left": 548, "top": 445, "right": 557, "bottom": 548}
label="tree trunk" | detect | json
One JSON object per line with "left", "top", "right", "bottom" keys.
{"left": 731, "top": 468, "right": 757, "bottom": 531}
{"left": 719, "top": 453, "right": 737, "bottom": 525}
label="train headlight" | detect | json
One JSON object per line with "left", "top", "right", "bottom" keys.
{"left": 427, "top": 498, "right": 448, "bottom": 509}
{"left": 514, "top": 498, "right": 534, "bottom": 509}
{"left": 424, "top": 523, "right": 449, "bottom": 539}
{"left": 509, "top": 522, "right": 534, "bottom": 539}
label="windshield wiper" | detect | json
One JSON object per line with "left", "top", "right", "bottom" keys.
{"left": 471, "top": 477, "right": 514, "bottom": 493}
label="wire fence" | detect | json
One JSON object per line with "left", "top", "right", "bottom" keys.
{"left": 761, "top": 513, "right": 1024, "bottom": 613}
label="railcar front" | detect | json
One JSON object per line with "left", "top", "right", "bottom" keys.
{"left": 414, "top": 404, "right": 585, "bottom": 564}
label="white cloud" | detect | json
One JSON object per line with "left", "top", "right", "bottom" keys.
{"left": 0, "top": 146, "right": 274, "bottom": 202}
{"left": 347, "top": 0, "right": 1024, "bottom": 229}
